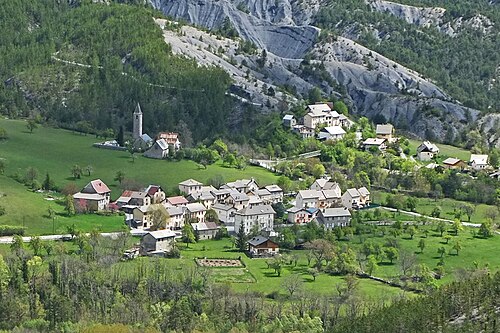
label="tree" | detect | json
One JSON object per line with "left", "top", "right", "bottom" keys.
{"left": 24, "top": 167, "right": 39, "bottom": 186}
{"left": 114, "top": 171, "right": 125, "bottom": 184}
{"left": 276, "top": 176, "right": 292, "bottom": 193}
{"left": 282, "top": 274, "right": 303, "bottom": 296}
{"left": 71, "top": 165, "right": 82, "bottom": 179}
{"left": 205, "top": 209, "right": 219, "bottom": 224}
{"left": 308, "top": 87, "right": 322, "bottom": 103}
{"left": 436, "top": 221, "right": 447, "bottom": 237}
{"left": 116, "top": 126, "right": 124, "bottom": 146}
{"left": 407, "top": 226, "right": 417, "bottom": 239}
{"left": 207, "top": 174, "right": 225, "bottom": 188}
{"left": 333, "top": 100, "right": 348, "bottom": 115}
{"left": 85, "top": 165, "right": 93, "bottom": 177}
{"left": 150, "top": 207, "right": 170, "bottom": 231}
{"left": 366, "top": 255, "right": 378, "bottom": 275}
{"left": 461, "top": 203, "right": 475, "bottom": 222}
{"left": 399, "top": 250, "right": 416, "bottom": 276}
{"left": 42, "top": 172, "right": 55, "bottom": 191}
{"left": 0, "top": 127, "right": 7, "bottom": 140}
{"left": 65, "top": 195, "right": 75, "bottom": 216}
{"left": 10, "top": 235, "right": 25, "bottom": 257}
{"left": 437, "top": 246, "right": 446, "bottom": 258}
{"left": 452, "top": 219, "right": 463, "bottom": 236}
{"left": 452, "top": 240, "right": 462, "bottom": 255}
{"left": 308, "top": 268, "right": 319, "bottom": 281}
{"left": 26, "top": 119, "right": 38, "bottom": 133}
{"left": 210, "top": 139, "right": 228, "bottom": 156}
{"left": 312, "top": 163, "right": 326, "bottom": 178}
{"left": 418, "top": 239, "right": 426, "bottom": 253}
{"left": 235, "top": 224, "right": 248, "bottom": 251}
{"left": 29, "top": 236, "right": 42, "bottom": 256}
{"left": 222, "top": 153, "right": 236, "bottom": 167}
{"left": 385, "top": 247, "right": 398, "bottom": 264}
{"left": 333, "top": 227, "right": 344, "bottom": 241}
{"left": 270, "top": 256, "right": 284, "bottom": 276}
{"left": 0, "top": 158, "right": 5, "bottom": 175}
{"left": 406, "top": 197, "right": 417, "bottom": 212}
{"left": 61, "top": 182, "right": 79, "bottom": 195}
{"left": 182, "top": 223, "right": 196, "bottom": 248}
{"left": 431, "top": 206, "right": 442, "bottom": 218}
{"left": 443, "top": 234, "right": 452, "bottom": 244}
{"left": 305, "top": 239, "right": 334, "bottom": 270}
{"left": 0, "top": 254, "right": 9, "bottom": 295}
{"left": 479, "top": 220, "right": 493, "bottom": 238}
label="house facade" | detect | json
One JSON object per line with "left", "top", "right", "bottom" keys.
{"left": 212, "top": 203, "right": 237, "bottom": 225}
{"left": 417, "top": 141, "right": 439, "bottom": 161}
{"left": 234, "top": 205, "right": 275, "bottom": 235}
{"left": 341, "top": 187, "right": 370, "bottom": 209}
{"left": 192, "top": 222, "right": 219, "bottom": 240}
{"left": 73, "top": 179, "right": 111, "bottom": 212}
{"left": 376, "top": 124, "right": 394, "bottom": 140}
{"left": 185, "top": 202, "right": 207, "bottom": 222}
{"left": 144, "top": 139, "right": 169, "bottom": 159}
{"left": 247, "top": 236, "right": 279, "bottom": 257}
{"left": 470, "top": 154, "right": 490, "bottom": 170}
{"left": 179, "top": 179, "right": 203, "bottom": 195}
{"left": 317, "top": 208, "right": 351, "bottom": 229}
{"left": 140, "top": 230, "right": 176, "bottom": 254}
{"left": 287, "top": 207, "right": 318, "bottom": 224}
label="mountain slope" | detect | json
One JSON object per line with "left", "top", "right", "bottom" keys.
{"left": 151, "top": 0, "right": 496, "bottom": 143}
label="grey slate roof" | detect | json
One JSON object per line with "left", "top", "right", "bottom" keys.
{"left": 376, "top": 124, "right": 394, "bottom": 135}
{"left": 146, "top": 230, "right": 176, "bottom": 240}
{"left": 321, "top": 207, "right": 351, "bottom": 217}
{"left": 247, "top": 236, "right": 270, "bottom": 247}
{"left": 236, "top": 205, "right": 275, "bottom": 216}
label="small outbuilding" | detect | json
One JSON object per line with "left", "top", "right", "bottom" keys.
{"left": 417, "top": 141, "right": 439, "bottom": 161}
{"left": 247, "top": 236, "right": 279, "bottom": 257}
{"left": 140, "top": 230, "right": 176, "bottom": 255}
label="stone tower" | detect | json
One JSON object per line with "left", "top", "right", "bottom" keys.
{"left": 133, "top": 102, "right": 143, "bottom": 139}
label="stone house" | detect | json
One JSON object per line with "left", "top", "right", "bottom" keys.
{"left": 417, "top": 141, "right": 439, "bottom": 161}
{"left": 166, "top": 206, "right": 185, "bottom": 229}
{"left": 341, "top": 187, "right": 370, "bottom": 209}
{"left": 185, "top": 202, "right": 207, "bottom": 222}
{"left": 144, "top": 139, "right": 169, "bottom": 159}
{"left": 318, "top": 126, "right": 346, "bottom": 141}
{"left": 376, "top": 124, "right": 394, "bottom": 140}
{"left": 282, "top": 114, "right": 296, "bottom": 128}
{"left": 178, "top": 179, "right": 203, "bottom": 195}
{"left": 157, "top": 132, "right": 181, "bottom": 151}
{"left": 234, "top": 205, "right": 275, "bottom": 235}
{"left": 317, "top": 207, "right": 351, "bottom": 229}
{"left": 73, "top": 179, "right": 111, "bottom": 212}
{"left": 442, "top": 158, "right": 467, "bottom": 170}
{"left": 287, "top": 207, "right": 318, "bottom": 224}
{"left": 212, "top": 203, "right": 237, "bottom": 225}
{"left": 140, "top": 230, "right": 176, "bottom": 255}
{"left": 225, "top": 190, "right": 250, "bottom": 210}
{"left": 192, "top": 222, "right": 219, "bottom": 240}
{"left": 470, "top": 154, "right": 490, "bottom": 171}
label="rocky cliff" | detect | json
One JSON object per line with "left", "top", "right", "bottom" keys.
{"left": 150, "top": 0, "right": 493, "bottom": 143}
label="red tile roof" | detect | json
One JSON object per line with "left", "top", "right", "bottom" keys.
{"left": 167, "top": 196, "right": 188, "bottom": 205}
{"left": 90, "top": 179, "right": 110, "bottom": 194}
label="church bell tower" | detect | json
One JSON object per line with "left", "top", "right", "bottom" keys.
{"left": 133, "top": 102, "right": 143, "bottom": 139}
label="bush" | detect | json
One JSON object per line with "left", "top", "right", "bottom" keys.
{"left": 0, "top": 225, "right": 26, "bottom": 236}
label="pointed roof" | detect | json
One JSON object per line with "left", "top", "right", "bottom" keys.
{"left": 134, "top": 102, "right": 142, "bottom": 114}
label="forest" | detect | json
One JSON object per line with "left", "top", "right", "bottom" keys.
{"left": 0, "top": 1, "right": 232, "bottom": 143}
{"left": 315, "top": 0, "right": 499, "bottom": 112}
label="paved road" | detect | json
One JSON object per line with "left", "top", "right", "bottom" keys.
{"left": 380, "top": 206, "right": 482, "bottom": 227}
{"left": 0, "top": 230, "right": 147, "bottom": 244}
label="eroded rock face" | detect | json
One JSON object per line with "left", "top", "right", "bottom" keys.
{"left": 150, "top": 0, "right": 487, "bottom": 142}
{"left": 149, "top": 0, "right": 319, "bottom": 59}
{"left": 366, "top": 0, "right": 445, "bottom": 27}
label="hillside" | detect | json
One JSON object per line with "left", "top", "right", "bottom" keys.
{"left": 0, "top": 1, "right": 233, "bottom": 143}
{"left": 0, "top": 118, "right": 278, "bottom": 233}
{"left": 151, "top": 0, "right": 499, "bottom": 145}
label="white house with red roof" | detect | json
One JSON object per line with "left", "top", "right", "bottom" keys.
{"left": 73, "top": 179, "right": 111, "bottom": 212}
{"left": 158, "top": 132, "right": 181, "bottom": 151}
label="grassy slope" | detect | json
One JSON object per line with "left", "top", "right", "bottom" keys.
{"left": 166, "top": 238, "right": 404, "bottom": 300}
{"left": 408, "top": 139, "right": 471, "bottom": 161}
{"left": 0, "top": 118, "right": 277, "bottom": 234}
{"left": 372, "top": 191, "right": 497, "bottom": 224}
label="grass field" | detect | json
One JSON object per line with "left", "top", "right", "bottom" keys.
{"left": 372, "top": 190, "right": 497, "bottom": 224}
{"left": 166, "top": 239, "right": 407, "bottom": 299}
{"left": 0, "top": 118, "right": 278, "bottom": 234}
{"left": 408, "top": 139, "right": 471, "bottom": 161}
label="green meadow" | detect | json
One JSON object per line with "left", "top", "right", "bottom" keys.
{"left": 0, "top": 118, "right": 277, "bottom": 234}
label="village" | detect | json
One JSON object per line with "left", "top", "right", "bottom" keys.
{"left": 70, "top": 101, "right": 497, "bottom": 259}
